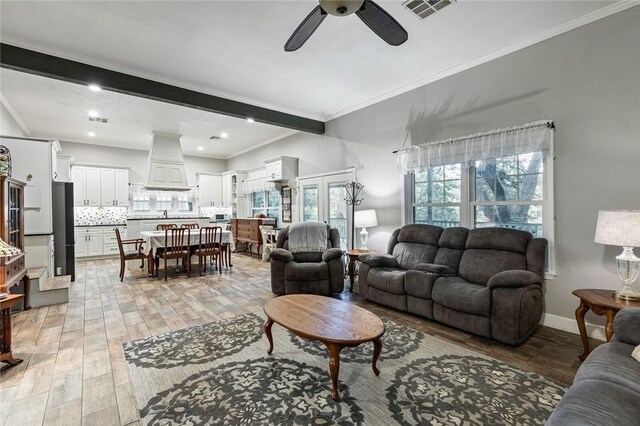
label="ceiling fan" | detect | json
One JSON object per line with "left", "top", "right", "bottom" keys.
{"left": 284, "top": 0, "right": 408, "bottom": 52}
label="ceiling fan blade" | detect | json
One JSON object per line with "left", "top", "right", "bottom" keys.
{"left": 355, "top": 0, "right": 408, "bottom": 46}
{"left": 284, "top": 6, "right": 327, "bottom": 52}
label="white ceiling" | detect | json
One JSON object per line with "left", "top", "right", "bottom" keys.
{"left": 0, "top": 0, "right": 631, "bottom": 157}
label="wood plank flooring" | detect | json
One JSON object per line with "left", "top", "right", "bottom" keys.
{"left": 1, "top": 254, "right": 597, "bottom": 425}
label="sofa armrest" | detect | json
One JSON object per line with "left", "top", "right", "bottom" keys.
{"left": 358, "top": 253, "right": 398, "bottom": 268}
{"left": 270, "top": 248, "right": 294, "bottom": 263}
{"left": 413, "top": 263, "right": 456, "bottom": 275}
{"left": 322, "top": 248, "right": 343, "bottom": 262}
{"left": 487, "top": 270, "right": 542, "bottom": 290}
{"left": 613, "top": 308, "right": 640, "bottom": 345}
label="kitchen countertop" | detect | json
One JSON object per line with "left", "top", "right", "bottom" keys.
{"left": 126, "top": 216, "right": 211, "bottom": 221}
{"left": 75, "top": 224, "right": 127, "bottom": 227}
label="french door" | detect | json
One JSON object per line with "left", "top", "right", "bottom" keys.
{"left": 298, "top": 170, "right": 354, "bottom": 250}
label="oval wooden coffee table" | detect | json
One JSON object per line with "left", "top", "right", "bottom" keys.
{"left": 263, "top": 294, "right": 385, "bottom": 400}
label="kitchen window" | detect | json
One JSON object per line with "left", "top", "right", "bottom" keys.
{"left": 252, "top": 189, "right": 280, "bottom": 222}
{"left": 129, "top": 185, "right": 195, "bottom": 214}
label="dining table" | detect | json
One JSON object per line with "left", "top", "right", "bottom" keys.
{"left": 140, "top": 229, "right": 235, "bottom": 277}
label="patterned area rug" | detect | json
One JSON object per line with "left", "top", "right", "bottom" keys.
{"left": 123, "top": 313, "right": 564, "bottom": 425}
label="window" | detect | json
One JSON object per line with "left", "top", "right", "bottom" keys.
{"left": 252, "top": 190, "right": 280, "bottom": 222}
{"left": 407, "top": 150, "right": 553, "bottom": 272}
{"left": 155, "top": 193, "right": 173, "bottom": 212}
{"left": 129, "top": 185, "right": 195, "bottom": 214}
{"left": 177, "top": 192, "right": 194, "bottom": 212}
{"left": 401, "top": 121, "right": 554, "bottom": 274}
{"left": 131, "top": 193, "right": 150, "bottom": 212}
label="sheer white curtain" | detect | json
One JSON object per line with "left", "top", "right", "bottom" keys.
{"left": 397, "top": 120, "right": 554, "bottom": 174}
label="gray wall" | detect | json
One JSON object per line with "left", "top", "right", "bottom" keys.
{"left": 228, "top": 8, "right": 640, "bottom": 326}
{"left": 0, "top": 101, "right": 26, "bottom": 136}
{"left": 59, "top": 141, "right": 227, "bottom": 186}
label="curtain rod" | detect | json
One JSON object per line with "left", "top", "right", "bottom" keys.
{"left": 392, "top": 120, "right": 555, "bottom": 154}
{"left": 0, "top": 135, "right": 58, "bottom": 143}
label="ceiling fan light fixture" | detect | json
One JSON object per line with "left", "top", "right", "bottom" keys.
{"left": 319, "top": 0, "right": 365, "bottom": 16}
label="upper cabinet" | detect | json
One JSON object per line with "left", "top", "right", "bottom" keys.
{"left": 198, "top": 174, "right": 223, "bottom": 206}
{"left": 72, "top": 166, "right": 129, "bottom": 207}
{"left": 72, "top": 166, "right": 101, "bottom": 206}
{"left": 264, "top": 156, "right": 298, "bottom": 182}
{"left": 100, "top": 168, "right": 129, "bottom": 207}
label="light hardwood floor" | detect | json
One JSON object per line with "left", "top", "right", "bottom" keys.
{"left": 1, "top": 254, "right": 595, "bottom": 426}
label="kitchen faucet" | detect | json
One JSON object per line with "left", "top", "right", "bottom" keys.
{"left": 163, "top": 210, "right": 168, "bottom": 218}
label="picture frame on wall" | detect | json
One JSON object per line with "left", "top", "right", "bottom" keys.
{"left": 281, "top": 186, "right": 292, "bottom": 223}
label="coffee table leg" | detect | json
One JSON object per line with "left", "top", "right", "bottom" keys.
{"left": 327, "top": 343, "right": 343, "bottom": 401}
{"left": 264, "top": 318, "right": 274, "bottom": 355}
{"left": 575, "top": 299, "right": 590, "bottom": 361}
{"left": 372, "top": 338, "right": 382, "bottom": 376}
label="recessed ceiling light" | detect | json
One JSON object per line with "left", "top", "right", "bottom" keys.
{"left": 87, "top": 132, "right": 96, "bottom": 137}
{"left": 246, "top": 118, "right": 255, "bottom": 123}
{"left": 220, "top": 132, "right": 229, "bottom": 139}
{"left": 87, "top": 110, "right": 99, "bottom": 118}
{"left": 88, "top": 84, "right": 101, "bottom": 92}
{"left": 197, "top": 146, "right": 204, "bottom": 151}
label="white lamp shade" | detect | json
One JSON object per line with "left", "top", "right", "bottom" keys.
{"left": 594, "top": 210, "right": 640, "bottom": 247}
{"left": 354, "top": 209, "right": 378, "bottom": 228}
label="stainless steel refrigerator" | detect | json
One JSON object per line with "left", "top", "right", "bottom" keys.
{"left": 52, "top": 182, "right": 75, "bottom": 281}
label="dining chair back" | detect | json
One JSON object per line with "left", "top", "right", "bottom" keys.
{"left": 181, "top": 223, "right": 199, "bottom": 229}
{"left": 114, "top": 228, "right": 146, "bottom": 281}
{"left": 259, "top": 225, "right": 277, "bottom": 262}
{"left": 195, "top": 226, "right": 223, "bottom": 275}
{"left": 155, "top": 227, "right": 190, "bottom": 281}
{"left": 157, "top": 223, "right": 178, "bottom": 231}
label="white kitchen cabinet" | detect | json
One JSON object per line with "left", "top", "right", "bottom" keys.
{"left": 99, "top": 168, "right": 129, "bottom": 206}
{"left": 198, "top": 174, "right": 223, "bottom": 207}
{"left": 56, "top": 156, "right": 72, "bottom": 182}
{"left": 72, "top": 166, "right": 101, "bottom": 206}
{"left": 75, "top": 227, "right": 103, "bottom": 257}
{"left": 221, "top": 173, "right": 232, "bottom": 207}
{"left": 264, "top": 156, "right": 298, "bottom": 181}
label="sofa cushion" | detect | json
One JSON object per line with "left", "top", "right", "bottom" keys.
{"left": 285, "top": 261, "right": 328, "bottom": 281}
{"left": 431, "top": 277, "right": 491, "bottom": 317}
{"left": 546, "top": 379, "right": 640, "bottom": 426}
{"left": 574, "top": 342, "right": 640, "bottom": 395}
{"left": 458, "top": 249, "right": 527, "bottom": 285}
{"left": 397, "top": 224, "right": 443, "bottom": 245}
{"left": 405, "top": 270, "right": 440, "bottom": 299}
{"left": 393, "top": 243, "right": 438, "bottom": 270}
{"left": 465, "top": 227, "right": 532, "bottom": 254}
{"left": 367, "top": 268, "right": 406, "bottom": 295}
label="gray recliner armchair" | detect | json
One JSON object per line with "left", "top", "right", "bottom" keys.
{"left": 270, "top": 222, "right": 344, "bottom": 295}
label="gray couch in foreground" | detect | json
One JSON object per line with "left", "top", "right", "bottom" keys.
{"left": 547, "top": 308, "right": 640, "bottom": 425}
{"left": 358, "top": 224, "right": 547, "bottom": 345}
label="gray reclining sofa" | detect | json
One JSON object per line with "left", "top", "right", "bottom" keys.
{"left": 547, "top": 308, "right": 640, "bottom": 425}
{"left": 358, "top": 224, "right": 547, "bottom": 345}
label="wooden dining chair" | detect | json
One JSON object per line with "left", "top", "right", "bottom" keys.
{"left": 154, "top": 228, "right": 190, "bottom": 281}
{"left": 181, "top": 223, "right": 199, "bottom": 229}
{"left": 114, "top": 228, "right": 146, "bottom": 282}
{"left": 157, "top": 223, "right": 177, "bottom": 231}
{"left": 193, "top": 226, "right": 223, "bottom": 275}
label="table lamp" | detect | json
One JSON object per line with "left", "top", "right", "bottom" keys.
{"left": 354, "top": 209, "right": 378, "bottom": 251}
{"left": 0, "top": 237, "right": 21, "bottom": 300}
{"left": 594, "top": 210, "right": 640, "bottom": 300}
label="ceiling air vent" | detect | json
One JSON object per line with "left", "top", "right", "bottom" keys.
{"left": 209, "top": 135, "right": 222, "bottom": 140}
{"left": 402, "top": 0, "right": 453, "bottom": 20}
{"left": 88, "top": 116, "right": 109, "bottom": 123}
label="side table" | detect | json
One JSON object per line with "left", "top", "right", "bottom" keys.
{"left": 1, "top": 293, "right": 25, "bottom": 369}
{"left": 572, "top": 288, "right": 640, "bottom": 361}
{"left": 346, "top": 249, "right": 380, "bottom": 292}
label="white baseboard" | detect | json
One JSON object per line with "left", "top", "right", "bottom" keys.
{"left": 540, "top": 313, "right": 606, "bottom": 342}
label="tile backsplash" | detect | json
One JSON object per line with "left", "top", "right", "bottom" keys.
{"left": 75, "top": 207, "right": 129, "bottom": 226}
{"left": 198, "top": 206, "right": 232, "bottom": 217}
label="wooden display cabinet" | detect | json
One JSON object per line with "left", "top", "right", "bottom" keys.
{"left": 0, "top": 177, "right": 29, "bottom": 309}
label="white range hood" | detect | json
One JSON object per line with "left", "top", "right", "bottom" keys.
{"left": 145, "top": 131, "right": 190, "bottom": 191}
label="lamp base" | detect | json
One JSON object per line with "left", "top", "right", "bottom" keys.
{"left": 615, "top": 283, "right": 640, "bottom": 300}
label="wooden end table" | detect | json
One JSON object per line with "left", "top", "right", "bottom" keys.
{"left": 263, "top": 294, "right": 385, "bottom": 400}
{"left": 572, "top": 288, "right": 640, "bottom": 360}
{"left": 346, "top": 249, "right": 380, "bottom": 292}
{"left": 1, "top": 294, "right": 24, "bottom": 369}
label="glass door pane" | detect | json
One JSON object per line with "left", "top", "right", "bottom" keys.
{"left": 302, "top": 185, "right": 319, "bottom": 222}
{"left": 328, "top": 183, "right": 348, "bottom": 250}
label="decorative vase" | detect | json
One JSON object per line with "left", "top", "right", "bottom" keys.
{"left": 0, "top": 145, "right": 12, "bottom": 177}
